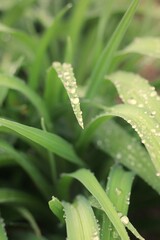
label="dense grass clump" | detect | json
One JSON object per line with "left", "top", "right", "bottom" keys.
{"left": 0, "top": 0, "right": 160, "bottom": 239}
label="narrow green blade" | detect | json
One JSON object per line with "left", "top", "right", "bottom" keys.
{"left": 0, "top": 118, "right": 83, "bottom": 166}
{"left": 63, "top": 169, "right": 130, "bottom": 240}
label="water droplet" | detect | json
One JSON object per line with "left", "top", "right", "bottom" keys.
{"left": 71, "top": 97, "right": 79, "bottom": 104}
{"left": 116, "top": 153, "right": 122, "bottom": 160}
{"left": 121, "top": 216, "right": 129, "bottom": 225}
{"left": 127, "top": 98, "right": 137, "bottom": 105}
{"left": 138, "top": 104, "right": 144, "bottom": 108}
{"left": 150, "top": 91, "right": 156, "bottom": 97}
{"left": 150, "top": 111, "right": 156, "bottom": 118}
{"left": 156, "top": 172, "right": 160, "bottom": 177}
{"left": 115, "top": 188, "right": 122, "bottom": 196}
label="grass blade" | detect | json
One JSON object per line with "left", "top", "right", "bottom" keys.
{"left": 16, "top": 207, "right": 41, "bottom": 237}
{"left": 0, "top": 140, "right": 52, "bottom": 198}
{"left": 94, "top": 120, "right": 160, "bottom": 194}
{"left": 0, "top": 217, "right": 8, "bottom": 240}
{"left": 0, "top": 118, "right": 83, "bottom": 166}
{"left": 52, "top": 62, "right": 84, "bottom": 128}
{"left": 69, "top": 0, "right": 92, "bottom": 61}
{"left": 29, "top": 4, "right": 72, "bottom": 90}
{"left": 73, "top": 196, "right": 100, "bottom": 240}
{"left": 63, "top": 202, "right": 84, "bottom": 240}
{"left": 63, "top": 169, "right": 130, "bottom": 240}
{"left": 86, "top": 0, "right": 139, "bottom": 99}
{"left": 0, "top": 73, "right": 51, "bottom": 128}
{"left": 107, "top": 71, "right": 160, "bottom": 121}
{"left": 101, "top": 165, "right": 135, "bottom": 240}
{"left": 49, "top": 196, "right": 64, "bottom": 222}
{"left": 120, "top": 37, "right": 160, "bottom": 59}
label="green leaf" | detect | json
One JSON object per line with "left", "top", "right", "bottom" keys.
{"left": 49, "top": 196, "right": 64, "bottom": 222}
{"left": 0, "top": 118, "right": 83, "bottom": 166}
{"left": 62, "top": 202, "right": 84, "bottom": 240}
{"left": 63, "top": 169, "right": 130, "bottom": 240}
{"left": 69, "top": 0, "right": 92, "bottom": 60}
{"left": 0, "top": 23, "right": 35, "bottom": 51}
{"left": 0, "top": 73, "right": 51, "bottom": 128}
{"left": 121, "top": 37, "right": 160, "bottom": 59}
{"left": 73, "top": 196, "right": 100, "bottom": 240}
{"left": 101, "top": 165, "right": 135, "bottom": 240}
{"left": 52, "top": 62, "right": 84, "bottom": 128}
{"left": 0, "top": 140, "right": 51, "bottom": 198}
{"left": 94, "top": 120, "right": 160, "bottom": 194}
{"left": 107, "top": 71, "right": 160, "bottom": 121}
{"left": 16, "top": 207, "right": 42, "bottom": 237}
{"left": 29, "top": 4, "right": 72, "bottom": 90}
{"left": 86, "top": 0, "right": 139, "bottom": 99}
{"left": 63, "top": 196, "right": 99, "bottom": 240}
{"left": 0, "top": 188, "right": 45, "bottom": 214}
{"left": 0, "top": 217, "right": 8, "bottom": 240}
{"left": 91, "top": 104, "right": 160, "bottom": 177}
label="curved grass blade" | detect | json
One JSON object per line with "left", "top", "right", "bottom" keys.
{"left": 63, "top": 169, "right": 130, "bottom": 240}
{"left": 120, "top": 37, "right": 160, "bottom": 59}
{"left": 16, "top": 207, "right": 41, "bottom": 237}
{"left": 69, "top": 0, "right": 92, "bottom": 60}
{"left": 0, "top": 188, "right": 45, "bottom": 215}
{"left": 94, "top": 120, "right": 160, "bottom": 194}
{"left": 63, "top": 196, "right": 100, "bottom": 240}
{"left": 0, "top": 217, "right": 8, "bottom": 240}
{"left": 73, "top": 196, "right": 100, "bottom": 240}
{"left": 96, "top": 105, "right": 160, "bottom": 176}
{"left": 0, "top": 88, "right": 8, "bottom": 107}
{"left": 122, "top": 220, "right": 144, "bottom": 240}
{"left": 107, "top": 71, "right": 160, "bottom": 121}
{"left": 49, "top": 196, "right": 64, "bottom": 223}
{"left": 0, "top": 73, "right": 51, "bottom": 128}
{"left": 53, "top": 62, "right": 84, "bottom": 128}
{"left": 0, "top": 23, "right": 35, "bottom": 52}
{"left": 0, "top": 140, "right": 52, "bottom": 198}
{"left": 2, "top": 0, "right": 36, "bottom": 26}
{"left": 101, "top": 165, "right": 135, "bottom": 240}
{"left": 44, "top": 67, "right": 62, "bottom": 114}
{"left": 29, "top": 4, "right": 72, "bottom": 90}
{"left": 86, "top": 0, "right": 139, "bottom": 99}
{"left": 0, "top": 118, "right": 83, "bottom": 166}
{"left": 62, "top": 202, "right": 84, "bottom": 240}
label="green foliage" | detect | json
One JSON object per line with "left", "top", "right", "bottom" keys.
{"left": 0, "top": 0, "right": 160, "bottom": 239}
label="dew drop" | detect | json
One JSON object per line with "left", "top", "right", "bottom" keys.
{"left": 115, "top": 188, "right": 122, "bottom": 196}
{"left": 156, "top": 172, "right": 160, "bottom": 177}
{"left": 71, "top": 97, "right": 79, "bottom": 104}
{"left": 121, "top": 216, "right": 129, "bottom": 225}
{"left": 116, "top": 153, "right": 122, "bottom": 160}
{"left": 127, "top": 98, "right": 137, "bottom": 105}
{"left": 150, "top": 91, "right": 157, "bottom": 97}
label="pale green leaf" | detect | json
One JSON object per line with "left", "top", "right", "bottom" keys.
{"left": 63, "top": 169, "right": 130, "bottom": 240}
{"left": 63, "top": 202, "right": 84, "bottom": 240}
{"left": 107, "top": 71, "right": 160, "bottom": 121}
{"left": 102, "top": 165, "right": 135, "bottom": 240}
{"left": 0, "top": 118, "right": 83, "bottom": 166}
{"left": 121, "top": 37, "right": 160, "bottom": 59}
{"left": 73, "top": 196, "right": 100, "bottom": 240}
{"left": 49, "top": 196, "right": 64, "bottom": 222}
{"left": 53, "top": 62, "right": 84, "bottom": 128}
{"left": 94, "top": 120, "right": 160, "bottom": 194}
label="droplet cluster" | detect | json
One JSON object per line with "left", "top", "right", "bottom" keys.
{"left": 52, "top": 62, "right": 84, "bottom": 129}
